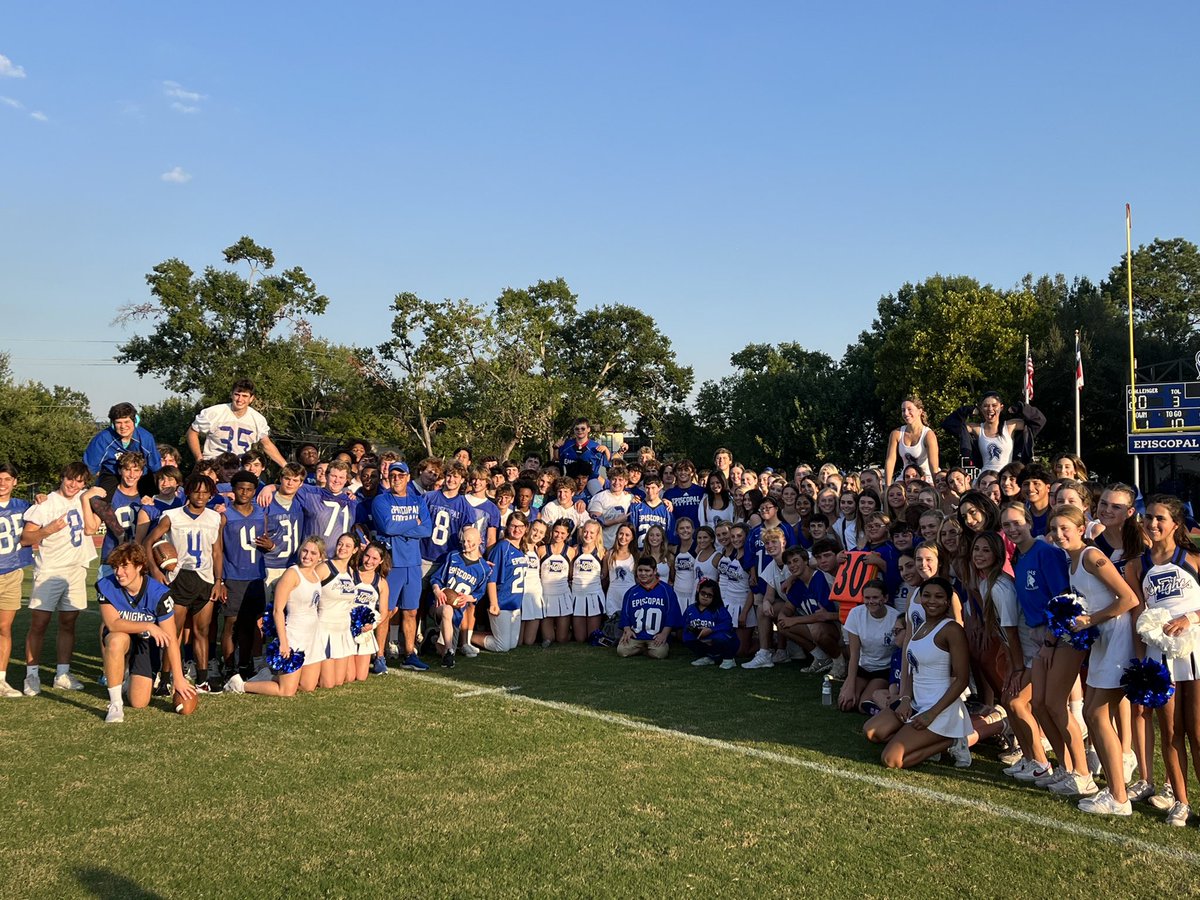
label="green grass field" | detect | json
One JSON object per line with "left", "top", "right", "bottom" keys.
{"left": 2, "top": 606, "right": 1199, "bottom": 900}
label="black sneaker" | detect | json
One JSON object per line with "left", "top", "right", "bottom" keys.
{"left": 441, "top": 651, "right": 455, "bottom": 669}
{"left": 153, "top": 676, "right": 172, "bottom": 697}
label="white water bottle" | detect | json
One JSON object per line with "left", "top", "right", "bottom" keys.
{"left": 821, "top": 675, "right": 833, "bottom": 706}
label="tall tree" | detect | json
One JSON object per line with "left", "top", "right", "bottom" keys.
{"left": 0, "top": 354, "right": 95, "bottom": 488}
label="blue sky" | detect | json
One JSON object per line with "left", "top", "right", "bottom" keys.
{"left": 2, "top": 3, "right": 1198, "bottom": 418}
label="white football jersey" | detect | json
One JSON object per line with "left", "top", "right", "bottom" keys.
{"left": 24, "top": 491, "right": 96, "bottom": 570}
{"left": 192, "top": 403, "right": 271, "bottom": 459}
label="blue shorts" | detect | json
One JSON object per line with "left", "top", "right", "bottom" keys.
{"left": 387, "top": 565, "right": 423, "bottom": 612}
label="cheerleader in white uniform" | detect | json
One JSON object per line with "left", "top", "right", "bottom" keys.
{"left": 693, "top": 526, "right": 721, "bottom": 590}
{"left": 520, "top": 519, "right": 549, "bottom": 646}
{"left": 1125, "top": 495, "right": 1200, "bottom": 827}
{"left": 1050, "top": 506, "right": 1139, "bottom": 813}
{"left": 642, "top": 524, "right": 674, "bottom": 585}
{"left": 883, "top": 577, "right": 971, "bottom": 769}
{"left": 316, "top": 533, "right": 358, "bottom": 689}
{"left": 541, "top": 519, "right": 574, "bottom": 644}
{"left": 718, "top": 522, "right": 754, "bottom": 656}
{"left": 673, "top": 517, "right": 698, "bottom": 615}
{"left": 236, "top": 536, "right": 325, "bottom": 697}
{"left": 570, "top": 521, "right": 605, "bottom": 641}
{"left": 349, "top": 542, "right": 390, "bottom": 683}
{"left": 604, "top": 524, "right": 637, "bottom": 617}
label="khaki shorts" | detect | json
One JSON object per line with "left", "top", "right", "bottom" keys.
{"left": 29, "top": 567, "right": 89, "bottom": 613}
{"left": 0, "top": 569, "right": 23, "bottom": 611}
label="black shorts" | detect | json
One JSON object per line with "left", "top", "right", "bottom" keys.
{"left": 223, "top": 579, "right": 265, "bottom": 619}
{"left": 857, "top": 666, "right": 891, "bottom": 682}
{"left": 103, "top": 628, "right": 162, "bottom": 679}
{"left": 171, "top": 569, "right": 213, "bottom": 612}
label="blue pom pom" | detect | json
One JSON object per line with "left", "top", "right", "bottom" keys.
{"left": 1121, "top": 657, "right": 1175, "bottom": 709}
{"left": 260, "top": 602, "right": 278, "bottom": 643}
{"left": 1046, "top": 592, "right": 1097, "bottom": 651}
{"left": 350, "top": 605, "right": 377, "bottom": 638}
{"left": 265, "top": 639, "right": 304, "bottom": 674}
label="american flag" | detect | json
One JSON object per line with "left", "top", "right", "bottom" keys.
{"left": 1075, "top": 332, "right": 1085, "bottom": 392}
{"left": 1024, "top": 353, "right": 1034, "bottom": 402}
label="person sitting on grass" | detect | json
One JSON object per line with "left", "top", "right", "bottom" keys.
{"left": 617, "top": 556, "right": 682, "bottom": 659}
{"left": 778, "top": 539, "right": 844, "bottom": 677}
{"left": 683, "top": 580, "right": 738, "bottom": 669}
{"left": 744, "top": 539, "right": 802, "bottom": 670}
{"left": 98, "top": 541, "right": 194, "bottom": 723}
{"left": 430, "top": 526, "right": 490, "bottom": 669}
{"left": 839, "top": 579, "right": 900, "bottom": 714}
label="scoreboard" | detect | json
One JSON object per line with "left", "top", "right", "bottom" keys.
{"left": 1126, "top": 382, "right": 1200, "bottom": 454}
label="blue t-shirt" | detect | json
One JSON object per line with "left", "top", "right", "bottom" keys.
{"left": 746, "top": 521, "right": 796, "bottom": 592}
{"left": 619, "top": 580, "right": 683, "bottom": 640}
{"left": 682, "top": 603, "right": 735, "bottom": 645}
{"left": 371, "top": 490, "right": 432, "bottom": 570}
{"left": 0, "top": 497, "right": 33, "bottom": 574}
{"left": 465, "top": 497, "right": 502, "bottom": 547}
{"left": 421, "top": 492, "right": 474, "bottom": 564}
{"left": 1029, "top": 505, "right": 1051, "bottom": 539}
{"left": 664, "top": 485, "right": 706, "bottom": 530}
{"left": 487, "top": 541, "right": 528, "bottom": 612}
{"left": 97, "top": 573, "right": 173, "bottom": 626}
{"left": 222, "top": 504, "right": 267, "bottom": 580}
{"left": 1012, "top": 539, "right": 1070, "bottom": 627}
{"left": 558, "top": 438, "right": 605, "bottom": 478}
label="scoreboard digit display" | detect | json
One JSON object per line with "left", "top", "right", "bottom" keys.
{"left": 1126, "top": 382, "right": 1200, "bottom": 431}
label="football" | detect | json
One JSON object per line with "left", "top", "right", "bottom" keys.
{"left": 443, "top": 589, "right": 471, "bottom": 609}
{"left": 152, "top": 540, "right": 179, "bottom": 572}
{"left": 173, "top": 690, "right": 198, "bottom": 716}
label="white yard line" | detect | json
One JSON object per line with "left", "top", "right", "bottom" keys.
{"left": 403, "top": 672, "right": 1200, "bottom": 865}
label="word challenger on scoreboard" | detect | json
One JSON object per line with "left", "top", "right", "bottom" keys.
{"left": 1127, "top": 381, "right": 1200, "bottom": 454}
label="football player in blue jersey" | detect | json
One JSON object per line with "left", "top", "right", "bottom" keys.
{"left": 429, "top": 526, "right": 490, "bottom": 668}
{"left": 99, "top": 452, "right": 146, "bottom": 579}
{"left": 463, "top": 466, "right": 501, "bottom": 550}
{"left": 257, "top": 459, "right": 358, "bottom": 557}
{"left": 617, "top": 556, "right": 682, "bottom": 659}
{"left": 663, "top": 459, "right": 704, "bottom": 540}
{"left": 476, "top": 513, "right": 528, "bottom": 653}
{"left": 98, "top": 541, "right": 193, "bottom": 723}
{"left": 220, "top": 471, "right": 272, "bottom": 679}
{"left": 0, "top": 463, "right": 33, "bottom": 697}
{"left": 629, "top": 474, "right": 674, "bottom": 549}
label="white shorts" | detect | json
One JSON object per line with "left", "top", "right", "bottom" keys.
{"left": 29, "top": 567, "right": 89, "bottom": 613}
{"left": 483, "top": 610, "right": 522, "bottom": 652}
{"left": 544, "top": 591, "right": 573, "bottom": 618}
{"left": 571, "top": 591, "right": 604, "bottom": 617}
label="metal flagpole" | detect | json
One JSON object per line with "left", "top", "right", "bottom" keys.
{"left": 1074, "top": 329, "right": 1082, "bottom": 457}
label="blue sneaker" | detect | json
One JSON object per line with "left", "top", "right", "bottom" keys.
{"left": 372, "top": 657, "right": 388, "bottom": 675}
{"left": 401, "top": 653, "right": 429, "bottom": 672}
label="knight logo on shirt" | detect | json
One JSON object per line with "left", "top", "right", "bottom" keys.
{"left": 988, "top": 444, "right": 1003, "bottom": 461}
{"left": 1147, "top": 571, "right": 1186, "bottom": 602}
{"left": 1026, "top": 571, "right": 1038, "bottom": 591}
{"left": 906, "top": 648, "right": 919, "bottom": 674}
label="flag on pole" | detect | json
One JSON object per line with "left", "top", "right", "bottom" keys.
{"left": 1024, "top": 351, "right": 1035, "bottom": 402}
{"left": 1075, "top": 331, "right": 1085, "bottom": 392}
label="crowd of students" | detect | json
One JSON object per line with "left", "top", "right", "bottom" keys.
{"left": 1, "top": 383, "right": 1199, "bottom": 831}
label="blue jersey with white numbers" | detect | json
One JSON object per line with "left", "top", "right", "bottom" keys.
{"left": 222, "top": 504, "right": 267, "bottom": 580}
{"left": 295, "top": 484, "right": 359, "bottom": 556}
{"left": 430, "top": 550, "right": 490, "bottom": 603}
{"left": 465, "top": 497, "right": 502, "bottom": 547}
{"left": 619, "top": 580, "right": 683, "bottom": 640}
{"left": 629, "top": 500, "right": 674, "bottom": 547}
{"left": 264, "top": 494, "right": 305, "bottom": 570}
{"left": 0, "top": 497, "right": 33, "bottom": 574}
{"left": 420, "top": 492, "right": 474, "bottom": 564}
{"left": 487, "top": 541, "right": 527, "bottom": 612}
{"left": 788, "top": 570, "right": 837, "bottom": 616}
{"left": 101, "top": 490, "right": 143, "bottom": 563}
{"left": 97, "top": 574, "right": 173, "bottom": 625}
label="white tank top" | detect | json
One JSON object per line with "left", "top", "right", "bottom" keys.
{"left": 572, "top": 550, "right": 603, "bottom": 595}
{"left": 605, "top": 554, "right": 635, "bottom": 610}
{"left": 284, "top": 565, "right": 321, "bottom": 629}
{"left": 523, "top": 549, "right": 543, "bottom": 600}
{"left": 694, "top": 549, "right": 721, "bottom": 586}
{"left": 673, "top": 549, "right": 697, "bottom": 606}
{"left": 1069, "top": 547, "right": 1111, "bottom": 615}
{"left": 1140, "top": 548, "right": 1200, "bottom": 620}
{"left": 541, "top": 549, "right": 570, "bottom": 597}
{"left": 318, "top": 566, "right": 357, "bottom": 629}
{"left": 718, "top": 552, "right": 750, "bottom": 607}
{"left": 977, "top": 425, "right": 1014, "bottom": 472}
{"left": 896, "top": 424, "right": 932, "bottom": 478}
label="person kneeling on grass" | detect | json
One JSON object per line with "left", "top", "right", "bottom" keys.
{"left": 99, "top": 541, "right": 195, "bottom": 723}
{"left": 617, "top": 557, "right": 682, "bottom": 659}
{"left": 430, "top": 526, "right": 490, "bottom": 669}
{"left": 683, "top": 580, "right": 738, "bottom": 669}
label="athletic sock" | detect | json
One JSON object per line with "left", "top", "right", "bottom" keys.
{"left": 812, "top": 648, "right": 829, "bottom": 661}
{"left": 463, "top": 629, "right": 474, "bottom": 648}
{"left": 0, "top": 670, "right": 5, "bottom": 683}
{"left": 388, "top": 625, "right": 400, "bottom": 643}
{"left": 56, "top": 664, "right": 70, "bottom": 677}
{"left": 107, "top": 686, "right": 122, "bottom": 705}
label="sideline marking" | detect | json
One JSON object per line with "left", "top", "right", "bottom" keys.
{"left": 404, "top": 671, "right": 1200, "bottom": 865}
{"left": 454, "top": 685, "right": 521, "bottom": 698}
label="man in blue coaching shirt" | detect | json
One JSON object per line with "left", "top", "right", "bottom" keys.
{"left": 371, "top": 462, "right": 432, "bottom": 673}
{"left": 617, "top": 556, "right": 682, "bottom": 659}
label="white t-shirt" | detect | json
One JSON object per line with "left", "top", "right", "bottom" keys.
{"left": 587, "top": 490, "right": 632, "bottom": 549}
{"left": 162, "top": 506, "right": 222, "bottom": 583}
{"left": 760, "top": 558, "right": 790, "bottom": 601}
{"left": 25, "top": 491, "right": 96, "bottom": 571}
{"left": 844, "top": 604, "right": 900, "bottom": 672}
{"left": 192, "top": 403, "right": 271, "bottom": 459}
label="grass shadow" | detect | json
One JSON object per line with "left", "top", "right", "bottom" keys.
{"left": 72, "top": 866, "right": 164, "bottom": 900}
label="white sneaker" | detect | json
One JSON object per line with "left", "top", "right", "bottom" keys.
{"left": 799, "top": 656, "right": 832, "bottom": 675}
{"left": 1014, "top": 762, "right": 1053, "bottom": 782}
{"left": 1166, "top": 801, "right": 1191, "bottom": 827}
{"left": 1126, "top": 780, "right": 1155, "bottom": 803}
{"left": 1149, "top": 783, "right": 1176, "bottom": 811}
{"left": 1003, "top": 758, "right": 1034, "bottom": 777}
{"left": 741, "top": 649, "right": 775, "bottom": 670}
{"left": 386, "top": 641, "right": 400, "bottom": 658}
{"left": 1051, "top": 773, "right": 1099, "bottom": 796}
{"left": 719, "top": 658, "right": 737, "bottom": 670}
{"left": 828, "top": 657, "right": 849, "bottom": 681}
{"left": 459, "top": 643, "right": 479, "bottom": 658}
{"left": 104, "top": 702, "right": 124, "bottom": 724}
{"left": 1078, "top": 789, "right": 1132, "bottom": 816}
{"left": 998, "top": 747, "right": 1024, "bottom": 767}
{"left": 1123, "top": 751, "right": 1137, "bottom": 784}
{"left": 1085, "top": 747, "right": 1102, "bottom": 777}
{"left": 1034, "top": 765, "right": 1068, "bottom": 788}
{"left": 53, "top": 672, "right": 83, "bottom": 691}
{"left": 949, "top": 738, "right": 972, "bottom": 768}
{"left": 691, "top": 656, "right": 716, "bottom": 667}
{"left": 223, "top": 674, "right": 246, "bottom": 693}
{"left": 770, "top": 649, "right": 790, "bottom": 664}
{"left": 0, "top": 680, "right": 21, "bottom": 698}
